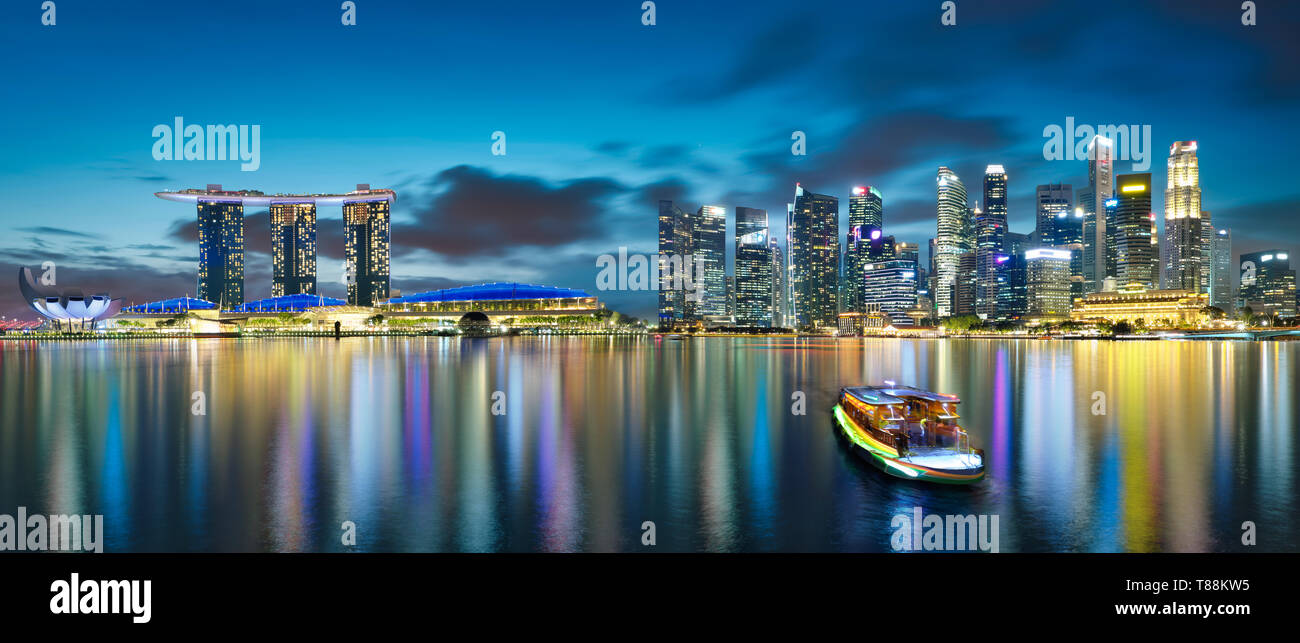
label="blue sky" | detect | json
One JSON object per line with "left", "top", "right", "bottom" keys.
{"left": 2, "top": 0, "right": 1297, "bottom": 320}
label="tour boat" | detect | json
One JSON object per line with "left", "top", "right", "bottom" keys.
{"left": 832, "top": 384, "right": 985, "bottom": 484}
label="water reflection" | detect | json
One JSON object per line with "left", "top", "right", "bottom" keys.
{"left": 0, "top": 336, "right": 1294, "bottom": 552}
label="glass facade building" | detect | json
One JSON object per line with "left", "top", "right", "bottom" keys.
{"left": 1210, "top": 228, "right": 1234, "bottom": 311}
{"left": 975, "top": 166, "right": 1008, "bottom": 317}
{"left": 789, "top": 184, "right": 840, "bottom": 330}
{"left": 344, "top": 197, "right": 391, "bottom": 307}
{"left": 844, "top": 186, "right": 883, "bottom": 314}
{"left": 197, "top": 199, "right": 245, "bottom": 308}
{"left": 1026, "top": 248, "right": 1073, "bottom": 320}
{"left": 1162, "top": 141, "right": 1203, "bottom": 292}
{"left": 735, "top": 229, "right": 773, "bottom": 327}
{"left": 863, "top": 260, "right": 919, "bottom": 326}
{"left": 1113, "top": 173, "right": 1158, "bottom": 289}
{"left": 1082, "top": 135, "right": 1114, "bottom": 293}
{"left": 934, "top": 167, "right": 969, "bottom": 317}
{"left": 1239, "top": 250, "right": 1297, "bottom": 318}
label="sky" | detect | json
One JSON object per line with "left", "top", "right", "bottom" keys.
{"left": 2, "top": 0, "right": 1298, "bottom": 321}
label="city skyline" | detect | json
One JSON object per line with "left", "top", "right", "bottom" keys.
{"left": 2, "top": 0, "right": 1299, "bottom": 322}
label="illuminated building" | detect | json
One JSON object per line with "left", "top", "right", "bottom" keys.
{"left": 1162, "top": 141, "right": 1204, "bottom": 292}
{"left": 934, "top": 167, "right": 969, "bottom": 317}
{"left": 381, "top": 283, "right": 603, "bottom": 322}
{"left": 1025, "top": 248, "right": 1072, "bottom": 320}
{"left": 18, "top": 267, "right": 123, "bottom": 330}
{"left": 955, "top": 250, "right": 977, "bottom": 315}
{"left": 1200, "top": 210, "right": 1213, "bottom": 296}
{"left": 837, "top": 305, "right": 889, "bottom": 336}
{"left": 1035, "top": 183, "right": 1072, "bottom": 245}
{"left": 1112, "top": 173, "right": 1158, "bottom": 289}
{"left": 1081, "top": 135, "right": 1114, "bottom": 293}
{"left": 343, "top": 185, "right": 393, "bottom": 306}
{"left": 844, "top": 186, "right": 883, "bottom": 313}
{"left": 1209, "top": 228, "right": 1234, "bottom": 311}
{"left": 995, "top": 252, "right": 1027, "bottom": 318}
{"left": 789, "top": 184, "right": 840, "bottom": 330}
{"left": 1239, "top": 250, "right": 1297, "bottom": 318}
{"left": 735, "top": 225, "right": 773, "bottom": 327}
{"left": 270, "top": 202, "right": 317, "bottom": 296}
{"left": 770, "top": 236, "right": 786, "bottom": 328}
{"left": 863, "top": 260, "right": 918, "bottom": 326}
{"left": 975, "top": 166, "right": 1008, "bottom": 317}
{"left": 694, "top": 205, "right": 728, "bottom": 317}
{"left": 657, "top": 200, "right": 693, "bottom": 326}
{"left": 1071, "top": 287, "right": 1210, "bottom": 327}
{"left": 195, "top": 186, "right": 245, "bottom": 307}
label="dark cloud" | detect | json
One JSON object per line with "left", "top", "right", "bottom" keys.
{"left": 658, "top": 14, "right": 822, "bottom": 103}
{"left": 166, "top": 209, "right": 346, "bottom": 261}
{"left": 392, "top": 165, "right": 624, "bottom": 260}
{"left": 17, "top": 226, "right": 96, "bottom": 239}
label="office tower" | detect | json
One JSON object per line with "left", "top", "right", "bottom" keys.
{"left": 196, "top": 195, "right": 245, "bottom": 308}
{"left": 789, "top": 184, "right": 840, "bottom": 330}
{"left": 996, "top": 252, "right": 1027, "bottom": 318}
{"left": 693, "top": 205, "right": 727, "bottom": 317}
{"left": 770, "top": 236, "right": 786, "bottom": 327}
{"left": 736, "top": 206, "right": 766, "bottom": 238}
{"left": 934, "top": 167, "right": 968, "bottom": 317}
{"left": 844, "top": 186, "right": 883, "bottom": 313}
{"left": 1082, "top": 135, "right": 1115, "bottom": 292}
{"left": 1239, "top": 250, "right": 1297, "bottom": 318}
{"left": 735, "top": 229, "right": 773, "bottom": 327}
{"left": 1200, "top": 210, "right": 1214, "bottom": 295}
{"left": 973, "top": 166, "right": 1008, "bottom": 317}
{"left": 343, "top": 187, "right": 392, "bottom": 306}
{"left": 1210, "top": 228, "right": 1234, "bottom": 311}
{"left": 1026, "top": 248, "right": 1073, "bottom": 320}
{"left": 863, "top": 260, "right": 919, "bottom": 326}
{"left": 1112, "top": 173, "right": 1158, "bottom": 289}
{"left": 955, "top": 251, "right": 977, "bottom": 315}
{"left": 1162, "top": 141, "right": 1203, "bottom": 292}
{"left": 270, "top": 202, "right": 318, "bottom": 297}
{"left": 1104, "top": 197, "right": 1119, "bottom": 282}
{"left": 657, "top": 200, "right": 694, "bottom": 325}
{"left": 725, "top": 276, "right": 736, "bottom": 317}
{"left": 1005, "top": 231, "right": 1032, "bottom": 257}
{"left": 1035, "top": 184, "right": 1072, "bottom": 246}
{"left": 895, "top": 241, "right": 919, "bottom": 265}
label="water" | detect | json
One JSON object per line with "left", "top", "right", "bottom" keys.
{"left": 0, "top": 336, "right": 1294, "bottom": 552}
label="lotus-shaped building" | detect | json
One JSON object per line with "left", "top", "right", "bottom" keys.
{"left": 18, "top": 267, "right": 123, "bottom": 329}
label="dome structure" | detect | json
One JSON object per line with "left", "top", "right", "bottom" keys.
{"left": 19, "top": 267, "right": 122, "bottom": 327}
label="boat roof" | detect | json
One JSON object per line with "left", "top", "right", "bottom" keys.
{"left": 844, "top": 385, "right": 960, "bottom": 405}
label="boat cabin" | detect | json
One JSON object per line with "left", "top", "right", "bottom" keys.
{"left": 840, "top": 386, "right": 971, "bottom": 455}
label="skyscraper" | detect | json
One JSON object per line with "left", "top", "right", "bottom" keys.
{"left": 270, "top": 202, "right": 318, "bottom": 297}
{"left": 1035, "top": 184, "right": 1072, "bottom": 247}
{"left": 1239, "top": 250, "right": 1297, "bottom": 318}
{"left": 974, "top": 166, "right": 1008, "bottom": 317}
{"left": 1210, "top": 227, "right": 1234, "bottom": 312}
{"left": 1026, "top": 248, "right": 1073, "bottom": 320}
{"left": 789, "top": 184, "right": 840, "bottom": 330}
{"left": 1162, "top": 141, "right": 1203, "bottom": 292}
{"left": 1082, "top": 135, "right": 1115, "bottom": 292}
{"left": 657, "top": 200, "right": 694, "bottom": 326}
{"left": 196, "top": 194, "right": 244, "bottom": 308}
{"left": 863, "top": 260, "right": 919, "bottom": 326}
{"left": 694, "top": 205, "right": 727, "bottom": 317}
{"left": 1200, "top": 210, "right": 1214, "bottom": 295}
{"left": 1113, "top": 173, "right": 1158, "bottom": 289}
{"left": 844, "top": 186, "right": 883, "bottom": 313}
{"left": 735, "top": 207, "right": 772, "bottom": 327}
{"left": 934, "top": 167, "right": 968, "bottom": 317}
{"left": 770, "top": 236, "right": 786, "bottom": 328}
{"left": 343, "top": 186, "right": 392, "bottom": 306}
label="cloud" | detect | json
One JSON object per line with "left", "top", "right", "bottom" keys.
{"left": 16, "top": 226, "right": 97, "bottom": 239}
{"left": 391, "top": 165, "right": 624, "bottom": 260}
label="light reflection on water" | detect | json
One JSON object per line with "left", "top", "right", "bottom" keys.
{"left": 0, "top": 336, "right": 1293, "bottom": 552}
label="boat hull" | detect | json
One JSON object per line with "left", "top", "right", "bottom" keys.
{"left": 832, "top": 404, "right": 985, "bottom": 484}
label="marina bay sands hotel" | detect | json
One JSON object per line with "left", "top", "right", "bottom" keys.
{"left": 155, "top": 184, "right": 394, "bottom": 307}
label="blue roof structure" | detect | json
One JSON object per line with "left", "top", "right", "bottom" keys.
{"left": 122, "top": 297, "right": 217, "bottom": 314}
{"left": 387, "top": 282, "right": 590, "bottom": 305}
{"left": 232, "top": 293, "right": 346, "bottom": 313}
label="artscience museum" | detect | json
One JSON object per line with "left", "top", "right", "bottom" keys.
{"left": 18, "top": 267, "right": 122, "bottom": 329}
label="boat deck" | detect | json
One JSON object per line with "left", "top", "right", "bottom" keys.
{"left": 900, "top": 447, "right": 982, "bottom": 471}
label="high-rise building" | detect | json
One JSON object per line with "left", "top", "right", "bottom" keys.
{"left": 735, "top": 207, "right": 773, "bottom": 327}
{"left": 343, "top": 186, "right": 392, "bottom": 306}
{"left": 770, "top": 236, "right": 786, "bottom": 328}
{"left": 1026, "top": 248, "right": 1073, "bottom": 320}
{"left": 693, "top": 205, "right": 727, "bottom": 317}
{"left": 270, "top": 202, "right": 318, "bottom": 297}
{"left": 996, "top": 252, "right": 1027, "bottom": 318}
{"left": 934, "top": 167, "right": 968, "bottom": 317}
{"left": 1113, "top": 173, "right": 1158, "bottom": 289}
{"left": 657, "top": 200, "right": 699, "bottom": 326}
{"left": 1210, "top": 228, "right": 1234, "bottom": 312}
{"left": 1162, "top": 141, "right": 1203, "bottom": 292}
{"left": 1239, "top": 250, "right": 1297, "bottom": 318}
{"left": 974, "top": 166, "right": 1008, "bottom": 317}
{"left": 1200, "top": 210, "right": 1214, "bottom": 295}
{"left": 789, "top": 184, "right": 840, "bottom": 330}
{"left": 895, "top": 241, "right": 919, "bottom": 265}
{"left": 1081, "top": 135, "right": 1114, "bottom": 293}
{"left": 863, "top": 260, "right": 919, "bottom": 326}
{"left": 844, "top": 186, "right": 883, "bottom": 313}
{"left": 1035, "top": 183, "right": 1072, "bottom": 246}
{"left": 955, "top": 251, "right": 977, "bottom": 315}
{"left": 196, "top": 194, "right": 245, "bottom": 308}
